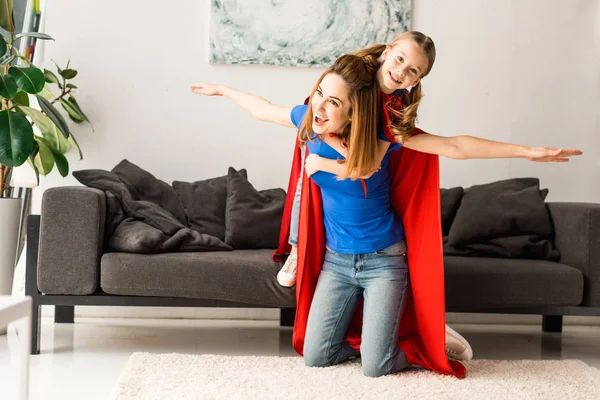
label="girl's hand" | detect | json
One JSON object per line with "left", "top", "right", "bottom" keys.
{"left": 525, "top": 147, "right": 583, "bottom": 162}
{"left": 305, "top": 154, "right": 322, "bottom": 178}
{"left": 190, "top": 83, "right": 223, "bottom": 96}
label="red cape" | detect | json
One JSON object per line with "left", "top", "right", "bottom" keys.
{"left": 274, "top": 106, "right": 466, "bottom": 379}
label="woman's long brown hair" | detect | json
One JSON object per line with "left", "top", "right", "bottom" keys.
{"left": 298, "top": 54, "right": 380, "bottom": 180}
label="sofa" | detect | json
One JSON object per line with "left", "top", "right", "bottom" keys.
{"left": 25, "top": 165, "right": 600, "bottom": 355}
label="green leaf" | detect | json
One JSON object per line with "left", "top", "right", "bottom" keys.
{"left": 44, "top": 123, "right": 70, "bottom": 154}
{"left": 0, "top": 36, "right": 6, "bottom": 57}
{"left": 68, "top": 134, "right": 83, "bottom": 160}
{"left": 52, "top": 60, "right": 62, "bottom": 76}
{"left": 60, "top": 99, "right": 85, "bottom": 123}
{"left": 36, "top": 136, "right": 69, "bottom": 177}
{"left": 13, "top": 91, "right": 29, "bottom": 107}
{"left": 0, "top": 0, "right": 14, "bottom": 32}
{"left": 43, "top": 69, "right": 59, "bottom": 84}
{"left": 43, "top": 137, "right": 68, "bottom": 176}
{"left": 20, "top": 106, "right": 70, "bottom": 153}
{"left": 14, "top": 32, "right": 54, "bottom": 41}
{"left": 19, "top": 106, "right": 52, "bottom": 132}
{"left": 0, "top": 74, "right": 17, "bottom": 98}
{"left": 60, "top": 97, "right": 87, "bottom": 123}
{"left": 0, "top": 109, "right": 34, "bottom": 167}
{"left": 36, "top": 95, "right": 71, "bottom": 138}
{"left": 8, "top": 66, "right": 45, "bottom": 94}
{"left": 0, "top": 54, "right": 15, "bottom": 66}
{"left": 33, "top": 136, "right": 54, "bottom": 174}
{"left": 37, "top": 84, "right": 54, "bottom": 101}
{"left": 60, "top": 68, "right": 77, "bottom": 80}
{"left": 66, "top": 83, "right": 78, "bottom": 89}
{"left": 27, "top": 141, "right": 40, "bottom": 185}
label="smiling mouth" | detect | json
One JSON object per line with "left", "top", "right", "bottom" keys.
{"left": 389, "top": 71, "right": 402, "bottom": 85}
{"left": 314, "top": 113, "right": 329, "bottom": 126}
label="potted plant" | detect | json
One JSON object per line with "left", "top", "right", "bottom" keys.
{"left": 0, "top": 0, "right": 91, "bottom": 303}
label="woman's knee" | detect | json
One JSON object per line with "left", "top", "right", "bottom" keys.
{"left": 362, "top": 361, "right": 389, "bottom": 378}
{"left": 303, "top": 349, "right": 330, "bottom": 368}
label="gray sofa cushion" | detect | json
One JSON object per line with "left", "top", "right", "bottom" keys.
{"left": 444, "top": 256, "right": 584, "bottom": 309}
{"left": 225, "top": 167, "right": 286, "bottom": 249}
{"left": 173, "top": 169, "right": 247, "bottom": 241}
{"left": 100, "top": 250, "right": 295, "bottom": 307}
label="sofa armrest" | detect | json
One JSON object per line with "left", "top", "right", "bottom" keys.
{"left": 38, "top": 186, "right": 106, "bottom": 295}
{"left": 547, "top": 202, "right": 600, "bottom": 306}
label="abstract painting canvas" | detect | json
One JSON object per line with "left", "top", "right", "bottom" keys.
{"left": 209, "top": 0, "right": 411, "bottom": 67}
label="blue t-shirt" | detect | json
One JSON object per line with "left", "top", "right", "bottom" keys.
{"left": 291, "top": 105, "right": 405, "bottom": 254}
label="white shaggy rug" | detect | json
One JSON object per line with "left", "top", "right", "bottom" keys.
{"left": 111, "top": 353, "right": 600, "bottom": 400}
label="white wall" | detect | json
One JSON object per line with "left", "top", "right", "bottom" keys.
{"left": 29, "top": 0, "right": 600, "bottom": 207}
{"left": 26, "top": 0, "right": 600, "bottom": 321}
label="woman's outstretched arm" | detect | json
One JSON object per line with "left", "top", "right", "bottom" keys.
{"left": 191, "top": 83, "right": 295, "bottom": 128}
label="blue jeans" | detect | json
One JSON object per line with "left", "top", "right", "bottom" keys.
{"left": 288, "top": 145, "right": 305, "bottom": 247}
{"left": 303, "top": 241, "right": 410, "bottom": 377}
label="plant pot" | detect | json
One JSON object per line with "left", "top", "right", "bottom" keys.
{"left": 0, "top": 197, "right": 22, "bottom": 335}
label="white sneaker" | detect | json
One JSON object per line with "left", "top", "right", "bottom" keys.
{"left": 445, "top": 324, "right": 473, "bottom": 361}
{"left": 277, "top": 254, "right": 297, "bottom": 287}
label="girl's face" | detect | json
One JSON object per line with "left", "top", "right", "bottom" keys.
{"left": 378, "top": 40, "right": 430, "bottom": 94}
{"left": 311, "top": 73, "right": 352, "bottom": 135}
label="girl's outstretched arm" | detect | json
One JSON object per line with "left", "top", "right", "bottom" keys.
{"left": 401, "top": 133, "right": 582, "bottom": 162}
{"left": 191, "top": 83, "right": 295, "bottom": 128}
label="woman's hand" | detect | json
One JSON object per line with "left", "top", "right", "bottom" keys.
{"left": 524, "top": 147, "right": 583, "bottom": 162}
{"left": 305, "top": 154, "right": 322, "bottom": 178}
{"left": 190, "top": 83, "right": 223, "bottom": 96}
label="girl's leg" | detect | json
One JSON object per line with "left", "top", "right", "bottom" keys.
{"left": 303, "top": 249, "right": 361, "bottom": 367}
{"left": 359, "top": 241, "right": 410, "bottom": 378}
{"left": 288, "top": 145, "right": 305, "bottom": 248}
{"left": 277, "top": 146, "right": 305, "bottom": 287}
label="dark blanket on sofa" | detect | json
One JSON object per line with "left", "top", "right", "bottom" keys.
{"left": 73, "top": 160, "right": 233, "bottom": 253}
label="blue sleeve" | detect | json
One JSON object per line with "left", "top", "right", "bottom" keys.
{"left": 377, "top": 124, "right": 402, "bottom": 152}
{"left": 290, "top": 105, "right": 308, "bottom": 129}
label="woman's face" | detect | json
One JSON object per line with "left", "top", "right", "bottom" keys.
{"left": 377, "top": 40, "right": 429, "bottom": 94}
{"left": 311, "top": 73, "right": 352, "bottom": 135}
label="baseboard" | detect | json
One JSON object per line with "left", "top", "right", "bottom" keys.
{"left": 38, "top": 306, "right": 600, "bottom": 325}
{"left": 43, "top": 306, "right": 281, "bottom": 320}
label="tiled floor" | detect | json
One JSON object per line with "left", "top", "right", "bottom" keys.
{"left": 1, "top": 318, "right": 599, "bottom": 399}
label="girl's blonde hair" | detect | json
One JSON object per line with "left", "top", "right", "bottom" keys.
{"left": 355, "top": 31, "right": 436, "bottom": 143}
{"left": 298, "top": 54, "right": 380, "bottom": 180}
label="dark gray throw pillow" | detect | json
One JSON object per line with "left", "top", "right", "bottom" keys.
{"left": 225, "top": 167, "right": 286, "bottom": 249}
{"left": 173, "top": 169, "right": 247, "bottom": 241}
{"left": 448, "top": 178, "right": 553, "bottom": 246}
{"left": 440, "top": 187, "right": 464, "bottom": 236}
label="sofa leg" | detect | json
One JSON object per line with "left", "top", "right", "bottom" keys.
{"left": 280, "top": 308, "right": 296, "bottom": 327}
{"left": 542, "top": 315, "right": 563, "bottom": 333}
{"left": 25, "top": 215, "right": 41, "bottom": 354}
{"left": 55, "top": 306, "right": 74, "bottom": 323}
{"left": 31, "top": 303, "right": 41, "bottom": 355}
